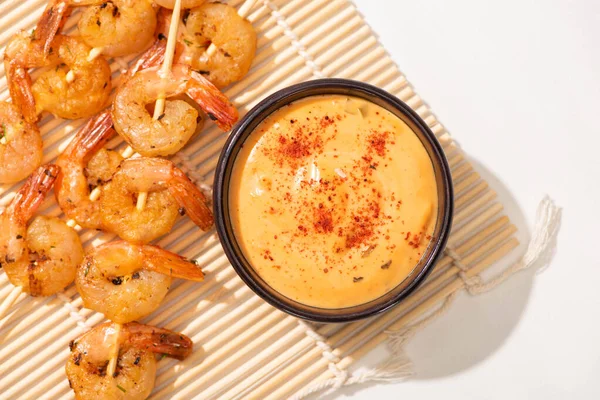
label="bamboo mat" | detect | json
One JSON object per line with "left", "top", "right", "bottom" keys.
{"left": 0, "top": 0, "right": 530, "bottom": 399}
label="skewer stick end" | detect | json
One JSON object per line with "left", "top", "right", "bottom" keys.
{"left": 136, "top": 192, "right": 148, "bottom": 212}
{"left": 89, "top": 187, "right": 102, "bottom": 202}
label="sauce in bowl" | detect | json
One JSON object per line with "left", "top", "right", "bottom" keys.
{"left": 229, "top": 95, "right": 438, "bottom": 308}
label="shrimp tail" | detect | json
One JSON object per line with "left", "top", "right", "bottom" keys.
{"left": 138, "top": 243, "right": 205, "bottom": 282}
{"left": 9, "top": 164, "right": 60, "bottom": 222}
{"left": 124, "top": 322, "right": 193, "bottom": 360}
{"left": 34, "top": 0, "right": 71, "bottom": 55}
{"left": 3, "top": 61, "right": 37, "bottom": 124}
{"left": 61, "top": 110, "right": 115, "bottom": 161}
{"left": 186, "top": 69, "right": 239, "bottom": 131}
{"left": 168, "top": 171, "right": 214, "bottom": 231}
{"left": 156, "top": 8, "right": 172, "bottom": 38}
{"left": 124, "top": 39, "right": 167, "bottom": 82}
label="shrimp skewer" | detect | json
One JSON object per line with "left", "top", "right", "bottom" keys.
{"left": 106, "top": 5, "right": 185, "bottom": 379}
{"left": 163, "top": 1, "right": 258, "bottom": 88}
{"left": 4, "top": 30, "right": 112, "bottom": 121}
{"left": 152, "top": 0, "right": 184, "bottom": 121}
{"left": 100, "top": 157, "right": 214, "bottom": 243}
{"left": 66, "top": 322, "right": 193, "bottom": 400}
{"left": 112, "top": 64, "right": 238, "bottom": 157}
{"left": 75, "top": 241, "right": 204, "bottom": 323}
{"left": 112, "top": 0, "right": 239, "bottom": 159}
{"left": 134, "top": 0, "right": 184, "bottom": 212}
{"left": 0, "top": 165, "right": 84, "bottom": 318}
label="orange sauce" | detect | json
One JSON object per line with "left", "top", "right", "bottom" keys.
{"left": 230, "top": 95, "right": 438, "bottom": 308}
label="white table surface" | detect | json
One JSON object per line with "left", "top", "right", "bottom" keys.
{"left": 326, "top": 0, "right": 600, "bottom": 399}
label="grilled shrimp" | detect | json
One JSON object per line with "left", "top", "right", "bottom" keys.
{"left": 66, "top": 322, "right": 193, "bottom": 400}
{"left": 177, "top": 2, "right": 257, "bottom": 88}
{"left": 55, "top": 111, "right": 115, "bottom": 230}
{"left": 75, "top": 241, "right": 204, "bottom": 323}
{"left": 100, "top": 157, "right": 214, "bottom": 243}
{"left": 77, "top": 0, "right": 158, "bottom": 57}
{"left": 3, "top": 32, "right": 50, "bottom": 124}
{"left": 32, "top": 35, "right": 113, "bottom": 119}
{"left": 112, "top": 64, "right": 238, "bottom": 156}
{"left": 0, "top": 102, "right": 43, "bottom": 183}
{"left": 0, "top": 165, "right": 84, "bottom": 296}
{"left": 3, "top": 31, "right": 112, "bottom": 120}
{"left": 85, "top": 148, "right": 124, "bottom": 187}
{"left": 39, "top": 0, "right": 157, "bottom": 58}
{"left": 154, "top": 0, "right": 207, "bottom": 9}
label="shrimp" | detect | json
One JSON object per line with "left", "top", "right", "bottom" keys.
{"left": 3, "top": 31, "right": 113, "bottom": 120}
{"left": 55, "top": 111, "right": 115, "bottom": 230}
{"left": 111, "top": 64, "right": 238, "bottom": 156}
{"left": 78, "top": 0, "right": 158, "bottom": 58}
{"left": 3, "top": 32, "right": 50, "bottom": 124}
{"left": 176, "top": 3, "right": 257, "bottom": 88}
{"left": 75, "top": 241, "right": 204, "bottom": 323}
{"left": 32, "top": 35, "right": 113, "bottom": 119}
{"left": 85, "top": 148, "right": 124, "bottom": 187}
{"left": 0, "top": 102, "right": 43, "bottom": 184}
{"left": 66, "top": 321, "right": 193, "bottom": 400}
{"left": 0, "top": 165, "right": 85, "bottom": 296}
{"left": 154, "top": 0, "right": 207, "bottom": 9}
{"left": 100, "top": 157, "right": 213, "bottom": 243}
{"left": 39, "top": 0, "right": 157, "bottom": 58}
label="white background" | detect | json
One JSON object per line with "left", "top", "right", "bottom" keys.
{"left": 327, "top": 0, "right": 600, "bottom": 399}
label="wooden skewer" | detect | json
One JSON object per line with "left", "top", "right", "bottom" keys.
{"left": 65, "top": 47, "right": 105, "bottom": 83}
{"left": 106, "top": 323, "right": 121, "bottom": 378}
{"left": 129, "top": 0, "right": 184, "bottom": 212}
{"left": 103, "top": 0, "right": 184, "bottom": 376}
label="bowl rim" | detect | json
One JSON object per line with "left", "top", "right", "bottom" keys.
{"left": 214, "top": 78, "right": 453, "bottom": 322}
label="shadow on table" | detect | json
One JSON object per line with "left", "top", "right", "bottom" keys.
{"left": 317, "top": 154, "right": 545, "bottom": 399}
{"left": 409, "top": 154, "right": 535, "bottom": 380}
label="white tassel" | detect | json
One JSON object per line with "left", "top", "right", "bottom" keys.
{"left": 464, "top": 195, "right": 561, "bottom": 294}
{"left": 387, "top": 291, "right": 459, "bottom": 353}
{"left": 290, "top": 346, "right": 413, "bottom": 400}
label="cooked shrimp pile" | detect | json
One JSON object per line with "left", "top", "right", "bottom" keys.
{"left": 1, "top": 0, "right": 258, "bottom": 397}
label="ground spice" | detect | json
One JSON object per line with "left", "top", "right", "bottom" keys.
{"left": 367, "top": 130, "right": 390, "bottom": 157}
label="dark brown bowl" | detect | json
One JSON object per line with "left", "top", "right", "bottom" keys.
{"left": 214, "top": 79, "right": 453, "bottom": 323}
